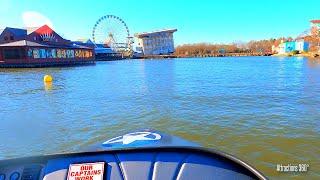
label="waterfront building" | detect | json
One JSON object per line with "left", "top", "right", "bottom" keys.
{"left": 0, "top": 25, "right": 94, "bottom": 67}
{"left": 72, "top": 39, "right": 126, "bottom": 60}
{"left": 93, "top": 43, "right": 125, "bottom": 61}
{"left": 295, "top": 40, "right": 309, "bottom": 52}
{"left": 0, "top": 27, "right": 27, "bottom": 44}
{"left": 272, "top": 40, "right": 309, "bottom": 54}
{"left": 134, "top": 29, "right": 177, "bottom": 55}
{"left": 72, "top": 38, "right": 95, "bottom": 48}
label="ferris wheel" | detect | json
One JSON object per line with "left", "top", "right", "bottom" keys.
{"left": 92, "top": 15, "right": 133, "bottom": 53}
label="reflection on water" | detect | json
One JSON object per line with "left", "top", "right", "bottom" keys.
{"left": 0, "top": 57, "right": 319, "bottom": 179}
{"left": 44, "top": 82, "right": 53, "bottom": 91}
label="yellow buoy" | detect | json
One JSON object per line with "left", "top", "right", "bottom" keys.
{"left": 43, "top": 75, "right": 53, "bottom": 82}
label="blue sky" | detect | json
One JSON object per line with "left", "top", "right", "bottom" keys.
{"left": 0, "top": 0, "right": 319, "bottom": 45}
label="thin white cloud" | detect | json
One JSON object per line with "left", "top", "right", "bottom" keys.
{"left": 22, "top": 11, "right": 53, "bottom": 28}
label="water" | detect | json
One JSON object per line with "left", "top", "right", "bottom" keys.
{"left": 0, "top": 57, "right": 319, "bottom": 179}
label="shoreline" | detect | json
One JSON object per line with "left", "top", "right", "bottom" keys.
{"left": 134, "top": 53, "right": 272, "bottom": 59}
{"left": 272, "top": 52, "right": 320, "bottom": 58}
{"left": 135, "top": 53, "right": 320, "bottom": 60}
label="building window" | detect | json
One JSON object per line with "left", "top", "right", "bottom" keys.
{"left": 3, "top": 48, "right": 22, "bottom": 59}
{"left": 10, "top": 36, "right": 14, "bottom": 40}
{"left": 20, "top": 49, "right": 26, "bottom": 59}
{"left": 4, "top": 36, "right": 8, "bottom": 41}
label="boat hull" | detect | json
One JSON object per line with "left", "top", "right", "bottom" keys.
{"left": 0, "top": 130, "right": 267, "bottom": 180}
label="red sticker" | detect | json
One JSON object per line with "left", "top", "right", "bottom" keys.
{"left": 67, "top": 162, "right": 104, "bottom": 180}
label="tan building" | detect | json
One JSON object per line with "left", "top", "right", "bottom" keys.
{"left": 135, "top": 29, "right": 177, "bottom": 55}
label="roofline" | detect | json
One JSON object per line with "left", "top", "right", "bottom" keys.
{"left": 0, "top": 27, "right": 27, "bottom": 37}
{"left": 135, "top": 29, "right": 177, "bottom": 38}
{"left": 4, "top": 27, "right": 26, "bottom": 31}
{"left": 310, "top": 20, "right": 320, "bottom": 23}
{"left": 0, "top": 40, "right": 93, "bottom": 49}
{"left": 0, "top": 45, "right": 93, "bottom": 50}
{"left": 0, "top": 40, "right": 44, "bottom": 47}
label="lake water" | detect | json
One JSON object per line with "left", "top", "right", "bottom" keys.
{"left": 0, "top": 57, "right": 319, "bottom": 179}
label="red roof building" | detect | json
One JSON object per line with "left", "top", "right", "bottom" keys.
{"left": 0, "top": 25, "right": 95, "bottom": 67}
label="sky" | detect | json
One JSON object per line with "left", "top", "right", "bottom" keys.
{"left": 0, "top": 0, "right": 319, "bottom": 45}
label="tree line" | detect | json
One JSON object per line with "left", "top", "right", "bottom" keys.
{"left": 174, "top": 37, "right": 296, "bottom": 56}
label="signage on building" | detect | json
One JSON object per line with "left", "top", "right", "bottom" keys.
{"left": 40, "top": 32, "right": 56, "bottom": 42}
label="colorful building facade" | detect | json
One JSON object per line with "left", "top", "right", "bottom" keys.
{"left": 272, "top": 40, "right": 309, "bottom": 54}
{"left": 0, "top": 25, "right": 94, "bottom": 67}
